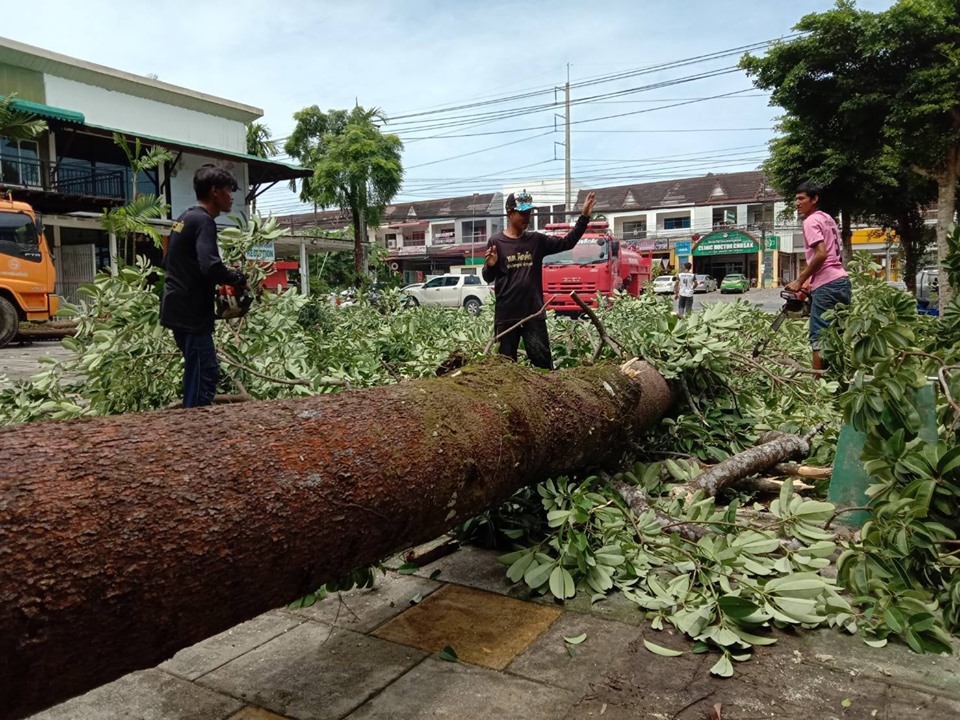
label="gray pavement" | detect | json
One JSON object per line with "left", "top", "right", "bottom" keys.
{"left": 27, "top": 545, "right": 960, "bottom": 720}
{"left": 0, "top": 340, "right": 75, "bottom": 383}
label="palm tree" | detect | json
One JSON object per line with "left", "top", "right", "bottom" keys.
{"left": 0, "top": 94, "right": 47, "bottom": 142}
{"left": 246, "top": 122, "right": 279, "bottom": 158}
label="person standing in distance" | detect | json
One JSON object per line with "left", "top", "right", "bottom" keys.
{"left": 675, "top": 262, "right": 696, "bottom": 317}
{"left": 161, "top": 164, "right": 247, "bottom": 408}
{"left": 785, "top": 181, "right": 851, "bottom": 371}
{"left": 482, "top": 189, "right": 597, "bottom": 369}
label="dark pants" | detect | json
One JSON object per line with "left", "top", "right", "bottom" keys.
{"left": 809, "top": 277, "right": 852, "bottom": 349}
{"left": 173, "top": 330, "right": 219, "bottom": 408}
{"left": 496, "top": 318, "right": 553, "bottom": 370}
{"left": 677, "top": 295, "right": 694, "bottom": 317}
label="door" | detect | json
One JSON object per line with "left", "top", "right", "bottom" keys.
{"left": 420, "top": 276, "right": 446, "bottom": 305}
{"left": 57, "top": 244, "right": 97, "bottom": 305}
{"left": 438, "top": 275, "right": 461, "bottom": 306}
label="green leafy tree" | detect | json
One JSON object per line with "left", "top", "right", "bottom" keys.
{"left": 742, "top": 0, "right": 960, "bottom": 309}
{"left": 740, "top": 1, "right": 937, "bottom": 283}
{"left": 0, "top": 93, "right": 47, "bottom": 142}
{"left": 284, "top": 105, "right": 404, "bottom": 280}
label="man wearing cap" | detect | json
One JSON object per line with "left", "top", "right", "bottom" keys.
{"left": 483, "top": 189, "right": 597, "bottom": 369}
{"left": 161, "top": 164, "right": 247, "bottom": 408}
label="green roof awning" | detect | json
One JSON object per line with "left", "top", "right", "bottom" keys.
{"left": 84, "top": 123, "right": 313, "bottom": 184}
{"left": 4, "top": 97, "right": 85, "bottom": 125}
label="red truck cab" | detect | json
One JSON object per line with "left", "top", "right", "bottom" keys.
{"left": 541, "top": 221, "right": 652, "bottom": 313}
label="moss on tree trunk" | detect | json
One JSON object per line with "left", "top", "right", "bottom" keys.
{"left": 0, "top": 356, "right": 672, "bottom": 720}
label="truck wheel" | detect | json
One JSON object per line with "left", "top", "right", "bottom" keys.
{"left": 0, "top": 296, "right": 19, "bottom": 348}
{"left": 404, "top": 295, "right": 420, "bottom": 308}
{"left": 463, "top": 297, "right": 482, "bottom": 316}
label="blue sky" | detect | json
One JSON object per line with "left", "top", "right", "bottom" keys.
{"left": 7, "top": 0, "right": 896, "bottom": 214}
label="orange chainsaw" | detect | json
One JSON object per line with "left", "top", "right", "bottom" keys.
{"left": 751, "top": 288, "right": 811, "bottom": 358}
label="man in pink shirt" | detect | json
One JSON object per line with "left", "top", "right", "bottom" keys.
{"left": 786, "top": 182, "right": 851, "bottom": 370}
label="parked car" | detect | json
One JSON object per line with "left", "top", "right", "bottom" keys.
{"left": 916, "top": 268, "right": 938, "bottom": 307}
{"left": 720, "top": 273, "right": 749, "bottom": 294}
{"left": 694, "top": 274, "right": 717, "bottom": 293}
{"left": 402, "top": 273, "right": 492, "bottom": 315}
{"left": 652, "top": 275, "right": 677, "bottom": 295}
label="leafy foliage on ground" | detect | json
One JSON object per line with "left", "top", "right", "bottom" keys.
{"left": 1, "top": 219, "right": 958, "bottom": 673}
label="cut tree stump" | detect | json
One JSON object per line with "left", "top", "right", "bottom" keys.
{"left": 0, "top": 356, "right": 673, "bottom": 720}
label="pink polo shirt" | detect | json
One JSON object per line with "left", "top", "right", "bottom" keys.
{"left": 802, "top": 210, "right": 847, "bottom": 291}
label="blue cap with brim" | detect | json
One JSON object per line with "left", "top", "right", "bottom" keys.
{"left": 506, "top": 190, "right": 534, "bottom": 213}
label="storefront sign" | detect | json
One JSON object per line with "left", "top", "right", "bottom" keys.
{"left": 654, "top": 239, "right": 669, "bottom": 251}
{"left": 693, "top": 231, "right": 759, "bottom": 257}
{"left": 248, "top": 242, "right": 275, "bottom": 262}
{"left": 674, "top": 241, "right": 692, "bottom": 256}
{"left": 764, "top": 235, "right": 778, "bottom": 251}
{"left": 398, "top": 246, "right": 425, "bottom": 256}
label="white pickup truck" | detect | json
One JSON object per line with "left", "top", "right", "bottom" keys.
{"left": 402, "top": 273, "right": 492, "bottom": 315}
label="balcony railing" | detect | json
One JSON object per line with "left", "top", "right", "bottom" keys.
{"left": 0, "top": 154, "right": 126, "bottom": 201}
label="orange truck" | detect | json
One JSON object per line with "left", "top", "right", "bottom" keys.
{"left": 0, "top": 196, "right": 59, "bottom": 347}
{"left": 541, "top": 220, "right": 653, "bottom": 313}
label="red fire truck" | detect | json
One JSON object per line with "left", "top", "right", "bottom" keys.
{"left": 541, "top": 221, "right": 652, "bottom": 313}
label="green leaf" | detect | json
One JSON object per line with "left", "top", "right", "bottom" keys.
{"left": 397, "top": 563, "right": 418, "bottom": 575}
{"left": 506, "top": 552, "right": 535, "bottom": 583}
{"left": 429, "top": 569, "right": 442, "bottom": 580}
{"left": 564, "top": 633, "right": 588, "bottom": 645}
{"left": 437, "top": 645, "right": 459, "bottom": 662}
{"left": 642, "top": 639, "right": 685, "bottom": 657}
{"left": 549, "top": 566, "right": 575, "bottom": 599}
{"left": 524, "top": 561, "right": 554, "bottom": 589}
{"left": 841, "top": 698, "right": 852, "bottom": 708}
{"left": 717, "top": 596, "right": 761, "bottom": 620}
{"left": 710, "top": 653, "right": 734, "bottom": 677}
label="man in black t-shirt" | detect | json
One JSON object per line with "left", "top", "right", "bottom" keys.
{"left": 482, "top": 189, "right": 597, "bottom": 369}
{"left": 161, "top": 165, "right": 246, "bottom": 408}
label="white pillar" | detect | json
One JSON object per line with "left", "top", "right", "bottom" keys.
{"left": 299, "top": 240, "right": 309, "bottom": 295}
{"left": 108, "top": 232, "right": 118, "bottom": 276}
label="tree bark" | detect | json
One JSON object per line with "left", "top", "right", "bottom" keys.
{"left": 0, "top": 357, "right": 673, "bottom": 720}
{"left": 936, "top": 147, "right": 959, "bottom": 312}
{"left": 687, "top": 432, "right": 810, "bottom": 498}
{"left": 839, "top": 208, "right": 853, "bottom": 266}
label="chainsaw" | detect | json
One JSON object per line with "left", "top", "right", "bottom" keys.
{"left": 214, "top": 283, "right": 254, "bottom": 320}
{"left": 751, "top": 288, "right": 811, "bottom": 358}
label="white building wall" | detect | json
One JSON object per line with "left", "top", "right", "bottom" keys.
{"left": 170, "top": 152, "right": 248, "bottom": 224}
{"left": 43, "top": 75, "right": 247, "bottom": 153}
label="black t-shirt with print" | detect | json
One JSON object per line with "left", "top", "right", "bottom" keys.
{"left": 160, "top": 206, "right": 241, "bottom": 334}
{"left": 482, "top": 214, "right": 590, "bottom": 325}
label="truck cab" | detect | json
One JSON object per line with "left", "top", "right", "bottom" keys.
{"left": 542, "top": 221, "right": 651, "bottom": 313}
{"left": 0, "top": 197, "right": 59, "bottom": 346}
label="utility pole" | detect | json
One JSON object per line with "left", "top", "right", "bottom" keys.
{"left": 565, "top": 63, "right": 572, "bottom": 213}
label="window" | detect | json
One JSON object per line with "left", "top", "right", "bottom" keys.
{"left": 0, "top": 139, "right": 41, "bottom": 187}
{"left": 622, "top": 221, "right": 647, "bottom": 240}
{"left": 442, "top": 276, "right": 460, "bottom": 287}
{"left": 406, "top": 231, "right": 426, "bottom": 246}
{"left": 461, "top": 220, "right": 487, "bottom": 243}
{"left": 434, "top": 227, "right": 456, "bottom": 244}
{"left": 0, "top": 211, "right": 42, "bottom": 262}
{"left": 423, "top": 277, "right": 445, "bottom": 289}
{"left": 663, "top": 217, "right": 691, "bottom": 230}
{"left": 464, "top": 275, "right": 481, "bottom": 285}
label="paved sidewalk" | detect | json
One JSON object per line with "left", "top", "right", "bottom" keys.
{"left": 0, "top": 340, "right": 74, "bottom": 383}
{"left": 28, "top": 546, "right": 960, "bottom": 720}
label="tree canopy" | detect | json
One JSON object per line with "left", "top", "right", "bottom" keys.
{"left": 741, "top": 0, "right": 958, "bottom": 304}
{"left": 285, "top": 106, "right": 404, "bottom": 279}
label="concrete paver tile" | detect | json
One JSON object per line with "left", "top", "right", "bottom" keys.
{"left": 506, "top": 613, "right": 644, "bottom": 691}
{"left": 27, "top": 669, "right": 243, "bottom": 720}
{"left": 373, "top": 584, "right": 561, "bottom": 670}
{"left": 345, "top": 657, "right": 580, "bottom": 720}
{"left": 197, "top": 622, "right": 426, "bottom": 720}
{"left": 798, "top": 628, "right": 960, "bottom": 701}
{"left": 414, "top": 545, "right": 525, "bottom": 597}
{"left": 162, "top": 611, "right": 304, "bottom": 681}
{"left": 285, "top": 570, "right": 441, "bottom": 632}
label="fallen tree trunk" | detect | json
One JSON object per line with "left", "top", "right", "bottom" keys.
{"left": 0, "top": 356, "right": 673, "bottom": 720}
